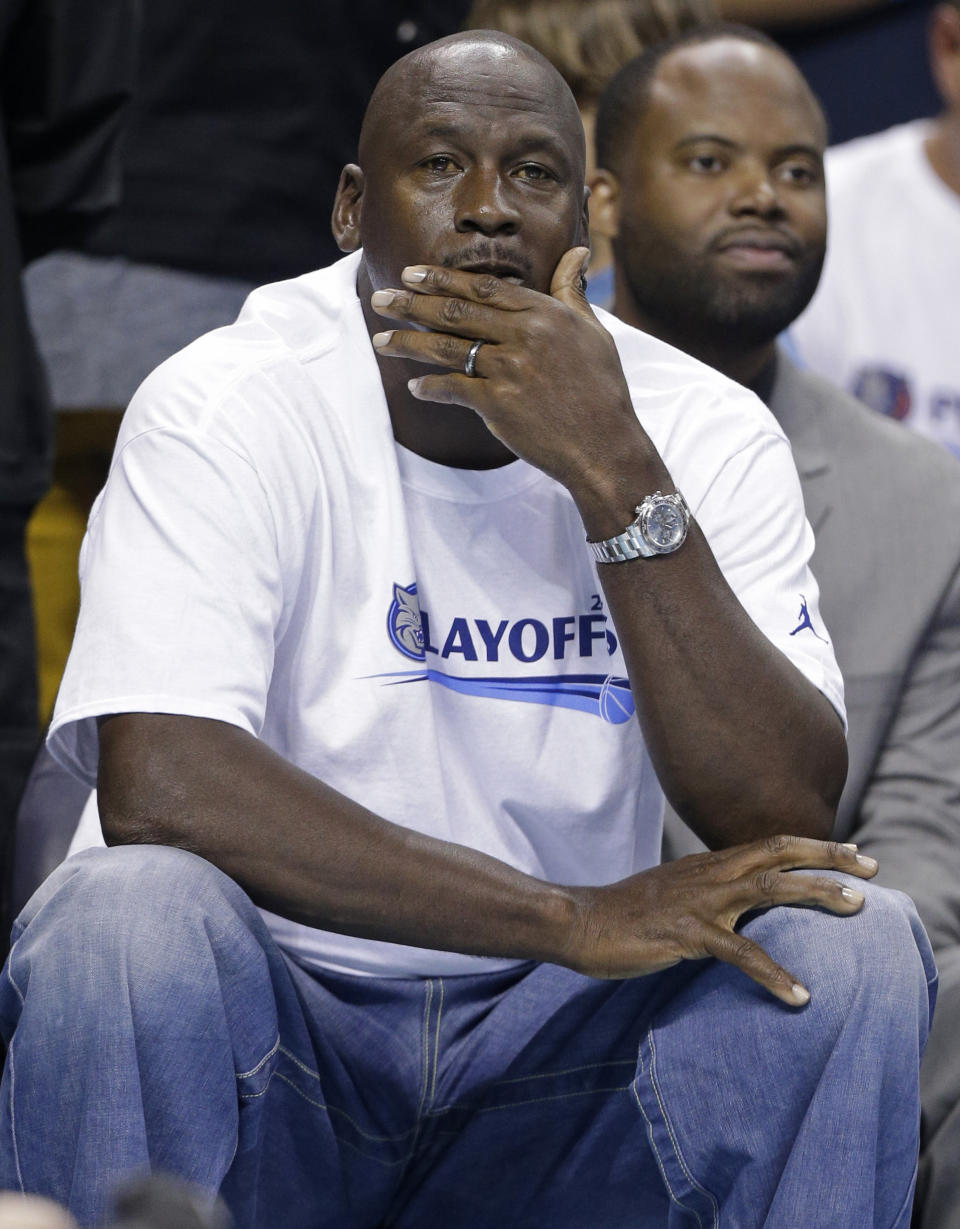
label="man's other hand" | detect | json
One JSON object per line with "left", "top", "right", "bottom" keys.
{"left": 561, "top": 835, "right": 878, "bottom": 1006}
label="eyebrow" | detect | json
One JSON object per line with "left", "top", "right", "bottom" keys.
{"left": 673, "top": 134, "right": 823, "bottom": 161}
{"left": 409, "top": 123, "right": 574, "bottom": 170}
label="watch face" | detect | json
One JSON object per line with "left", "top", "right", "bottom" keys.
{"left": 643, "top": 496, "right": 688, "bottom": 551}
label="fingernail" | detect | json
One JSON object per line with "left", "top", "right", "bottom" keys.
{"left": 841, "top": 885, "right": 864, "bottom": 904}
{"left": 407, "top": 377, "right": 423, "bottom": 396}
{"left": 371, "top": 331, "right": 393, "bottom": 348}
{"left": 856, "top": 854, "right": 878, "bottom": 871}
{"left": 841, "top": 842, "right": 858, "bottom": 851}
{"left": 792, "top": 983, "right": 810, "bottom": 1005}
{"left": 371, "top": 290, "right": 395, "bottom": 308}
{"left": 402, "top": 266, "right": 428, "bottom": 282}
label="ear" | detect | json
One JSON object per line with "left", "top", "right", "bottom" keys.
{"left": 587, "top": 170, "right": 622, "bottom": 242}
{"left": 331, "top": 164, "right": 364, "bottom": 253}
{"left": 577, "top": 186, "right": 591, "bottom": 249}
{"left": 929, "top": 3, "right": 960, "bottom": 109}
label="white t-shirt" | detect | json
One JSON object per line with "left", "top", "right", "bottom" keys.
{"left": 49, "top": 250, "right": 843, "bottom": 978}
{"left": 791, "top": 120, "right": 960, "bottom": 458}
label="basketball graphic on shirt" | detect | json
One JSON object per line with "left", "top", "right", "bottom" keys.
{"left": 598, "top": 674, "right": 635, "bottom": 725}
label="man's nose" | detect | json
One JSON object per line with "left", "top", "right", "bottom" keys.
{"left": 729, "top": 169, "right": 785, "bottom": 218}
{"left": 455, "top": 168, "right": 521, "bottom": 235}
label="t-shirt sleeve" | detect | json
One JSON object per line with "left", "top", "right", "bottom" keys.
{"left": 48, "top": 423, "right": 285, "bottom": 785}
{"left": 691, "top": 417, "right": 846, "bottom": 728}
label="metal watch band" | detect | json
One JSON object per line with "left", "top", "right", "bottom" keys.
{"left": 588, "top": 523, "right": 655, "bottom": 564}
{"left": 587, "top": 491, "right": 690, "bottom": 564}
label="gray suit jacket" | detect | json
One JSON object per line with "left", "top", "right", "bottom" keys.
{"left": 664, "top": 351, "right": 960, "bottom": 951}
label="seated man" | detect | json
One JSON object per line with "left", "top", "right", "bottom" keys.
{"left": 789, "top": 0, "right": 960, "bottom": 456}
{"left": 588, "top": 21, "right": 960, "bottom": 1226}
{"left": 0, "top": 30, "right": 934, "bottom": 1229}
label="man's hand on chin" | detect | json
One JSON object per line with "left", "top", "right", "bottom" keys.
{"left": 369, "top": 247, "right": 652, "bottom": 497}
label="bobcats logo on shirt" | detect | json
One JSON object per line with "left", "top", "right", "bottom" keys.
{"left": 387, "top": 582, "right": 426, "bottom": 662}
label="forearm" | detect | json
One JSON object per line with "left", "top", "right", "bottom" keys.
{"left": 97, "top": 713, "right": 576, "bottom": 963}
{"left": 572, "top": 446, "right": 846, "bottom": 848}
{"left": 96, "top": 714, "right": 869, "bottom": 1003}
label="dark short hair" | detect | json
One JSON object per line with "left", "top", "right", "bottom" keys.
{"left": 595, "top": 22, "right": 788, "bottom": 172}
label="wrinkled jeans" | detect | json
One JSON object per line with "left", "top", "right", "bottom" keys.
{"left": 0, "top": 846, "right": 937, "bottom": 1228}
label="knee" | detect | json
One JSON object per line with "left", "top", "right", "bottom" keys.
{"left": 747, "top": 879, "right": 936, "bottom": 1025}
{"left": 4, "top": 846, "right": 279, "bottom": 1048}
{"left": 13, "top": 844, "right": 263, "bottom": 976}
{"left": 826, "top": 880, "right": 934, "bottom": 999}
{"left": 2, "top": 846, "right": 284, "bottom": 1094}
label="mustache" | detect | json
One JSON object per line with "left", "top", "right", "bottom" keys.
{"left": 442, "top": 242, "right": 534, "bottom": 279}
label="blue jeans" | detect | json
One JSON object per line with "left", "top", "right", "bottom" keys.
{"left": 0, "top": 846, "right": 937, "bottom": 1227}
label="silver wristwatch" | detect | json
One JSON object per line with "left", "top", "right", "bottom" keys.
{"left": 588, "top": 491, "right": 690, "bottom": 563}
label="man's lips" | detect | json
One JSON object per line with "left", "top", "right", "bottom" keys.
{"left": 442, "top": 242, "right": 534, "bottom": 286}
{"left": 454, "top": 260, "right": 528, "bottom": 285}
{"left": 712, "top": 228, "right": 802, "bottom": 270}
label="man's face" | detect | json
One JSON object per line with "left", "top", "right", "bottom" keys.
{"left": 336, "top": 42, "right": 589, "bottom": 297}
{"left": 595, "top": 39, "right": 827, "bottom": 349}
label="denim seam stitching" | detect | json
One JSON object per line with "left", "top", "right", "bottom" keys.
{"left": 413, "top": 979, "right": 434, "bottom": 1129}
{"left": 492, "top": 1058, "right": 636, "bottom": 1086}
{"left": 425, "top": 1056, "right": 634, "bottom": 1115}
{"left": 257, "top": 1076, "right": 413, "bottom": 1170}
{"left": 646, "top": 1028, "right": 719, "bottom": 1227}
{"left": 242, "top": 1069, "right": 419, "bottom": 1144}
{"left": 386, "top": 977, "right": 437, "bottom": 1173}
{"left": 631, "top": 1077, "right": 702, "bottom": 1226}
{"left": 425, "top": 1083, "right": 633, "bottom": 1117}
{"left": 276, "top": 1045, "right": 322, "bottom": 1081}
{"left": 7, "top": 1039, "right": 24, "bottom": 1192}
{"left": 4, "top": 949, "right": 24, "bottom": 1007}
{"left": 428, "top": 978, "right": 444, "bottom": 1107}
{"left": 236, "top": 1035, "right": 280, "bottom": 1080}
{"left": 326, "top": 1136, "right": 412, "bottom": 1169}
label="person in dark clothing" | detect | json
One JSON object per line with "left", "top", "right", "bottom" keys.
{"left": 22, "top": 1, "right": 473, "bottom": 727}
{"left": 0, "top": 0, "right": 136, "bottom": 929}
{"left": 60, "top": 1, "right": 474, "bottom": 289}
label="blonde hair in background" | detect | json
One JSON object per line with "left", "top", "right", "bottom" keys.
{"left": 464, "top": 0, "right": 719, "bottom": 283}
{"left": 464, "top": 0, "right": 718, "bottom": 107}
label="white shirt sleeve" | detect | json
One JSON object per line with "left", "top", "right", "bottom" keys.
{"left": 689, "top": 411, "right": 845, "bottom": 726}
{"left": 49, "top": 423, "right": 285, "bottom": 785}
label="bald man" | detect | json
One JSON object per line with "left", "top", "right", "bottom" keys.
{"left": 0, "top": 31, "right": 934, "bottom": 1229}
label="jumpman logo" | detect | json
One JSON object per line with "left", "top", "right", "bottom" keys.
{"left": 790, "top": 595, "right": 828, "bottom": 642}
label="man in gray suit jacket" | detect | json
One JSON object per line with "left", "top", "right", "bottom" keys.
{"left": 590, "top": 22, "right": 960, "bottom": 1227}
